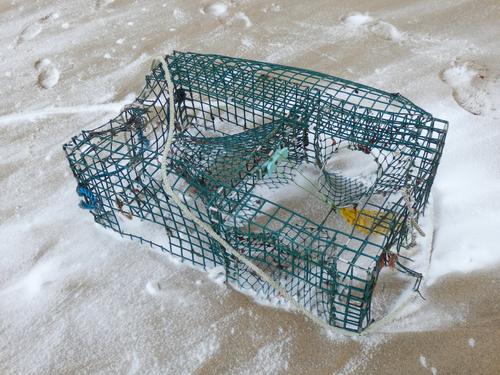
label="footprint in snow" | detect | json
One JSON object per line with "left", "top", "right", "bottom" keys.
{"left": 439, "top": 61, "right": 498, "bottom": 116}
{"left": 17, "top": 12, "right": 59, "bottom": 44}
{"left": 35, "top": 58, "right": 60, "bottom": 89}
{"left": 341, "top": 12, "right": 405, "bottom": 43}
{"left": 201, "top": 2, "right": 229, "bottom": 18}
{"left": 95, "top": 0, "right": 114, "bottom": 9}
{"left": 262, "top": 4, "right": 281, "bottom": 13}
{"left": 229, "top": 12, "right": 252, "bottom": 28}
{"left": 367, "top": 20, "right": 404, "bottom": 42}
{"left": 201, "top": 1, "right": 252, "bottom": 28}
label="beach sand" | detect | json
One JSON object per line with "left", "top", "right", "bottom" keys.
{"left": 1, "top": 0, "right": 500, "bottom": 373}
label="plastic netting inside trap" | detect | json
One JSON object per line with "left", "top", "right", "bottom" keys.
{"left": 64, "top": 51, "right": 448, "bottom": 332}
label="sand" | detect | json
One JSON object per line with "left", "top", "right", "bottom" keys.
{"left": 1, "top": 0, "right": 500, "bottom": 373}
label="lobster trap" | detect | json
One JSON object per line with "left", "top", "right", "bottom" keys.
{"left": 63, "top": 51, "right": 448, "bottom": 332}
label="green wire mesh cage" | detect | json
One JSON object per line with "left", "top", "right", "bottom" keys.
{"left": 63, "top": 51, "right": 448, "bottom": 332}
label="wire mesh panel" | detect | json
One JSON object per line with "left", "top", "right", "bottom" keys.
{"left": 64, "top": 51, "right": 448, "bottom": 332}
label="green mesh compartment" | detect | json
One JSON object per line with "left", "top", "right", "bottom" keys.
{"left": 63, "top": 51, "right": 448, "bottom": 332}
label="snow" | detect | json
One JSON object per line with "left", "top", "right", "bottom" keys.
{"left": 368, "top": 21, "right": 404, "bottom": 42}
{"left": 1, "top": 0, "right": 499, "bottom": 373}
{"left": 335, "top": 335, "right": 389, "bottom": 375}
{"left": 262, "top": 4, "right": 281, "bottom": 14}
{"left": 439, "top": 61, "right": 498, "bottom": 116}
{"left": 234, "top": 12, "right": 252, "bottom": 28}
{"left": 145, "top": 280, "right": 160, "bottom": 295}
{"left": 419, "top": 355, "right": 439, "bottom": 375}
{"left": 17, "top": 12, "right": 59, "bottom": 44}
{"left": 96, "top": 0, "right": 114, "bottom": 8}
{"left": 341, "top": 13, "right": 374, "bottom": 28}
{"left": 207, "top": 265, "right": 226, "bottom": 284}
{"left": 202, "top": 2, "right": 229, "bottom": 17}
{"left": 468, "top": 337, "right": 476, "bottom": 348}
{"left": 323, "top": 146, "right": 379, "bottom": 179}
{"left": 341, "top": 12, "right": 404, "bottom": 42}
{"left": 19, "top": 22, "right": 43, "bottom": 42}
{"left": 425, "top": 105, "right": 500, "bottom": 283}
{"left": 2, "top": 256, "right": 64, "bottom": 299}
{"left": 0, "top": 94, "right": 135, "bottom": 125}
{"left": 35, "top": 58, "right": 60, "bottom": 89}
{"left": 420, "top": 355, "right": 428, "bottom": 368}
{"left": 233, "top": 336, "right": 291, "bottom": 375}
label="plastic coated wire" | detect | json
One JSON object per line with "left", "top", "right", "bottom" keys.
{"left": 155, "top": 56, "right": 362, "bottom": 337}
{"left": 156, "top": 56, "right": 428, "bottom": 337}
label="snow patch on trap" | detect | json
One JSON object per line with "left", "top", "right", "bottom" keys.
{"left": 323, "top": 146, "right": 379, "bottom": 180}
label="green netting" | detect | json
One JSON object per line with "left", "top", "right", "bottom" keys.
{"left": 63, "top": 51, "right": 448, "bottom": 332}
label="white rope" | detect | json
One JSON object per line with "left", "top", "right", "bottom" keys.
{"left": 402, "top": 187, "right": 426, "bottom": 249}
{"left": 154, "top": 56, "right": 430, "bottom": 337}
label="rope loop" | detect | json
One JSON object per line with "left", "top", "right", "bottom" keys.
{"left": 77, "top": 185, "right": 98, "bottom": 210}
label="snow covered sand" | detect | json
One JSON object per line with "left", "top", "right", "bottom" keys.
{"left": 1, "top": 0, "right": 500, "bottom": 373}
